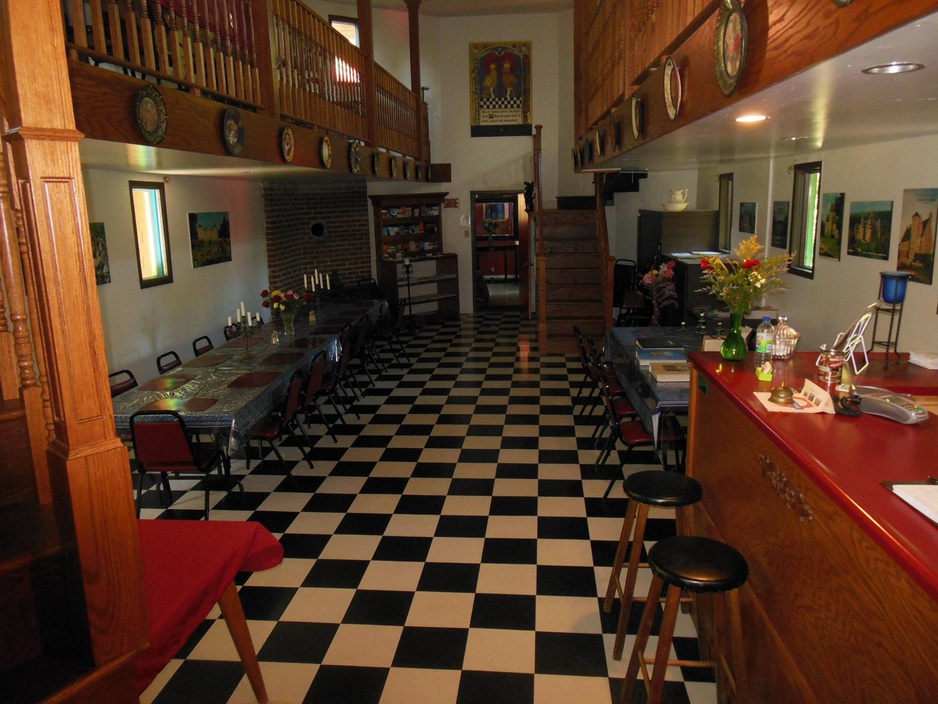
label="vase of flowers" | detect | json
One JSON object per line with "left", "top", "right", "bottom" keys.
{"left": 698, "top": 236, "right": 789, "bottom": 360}
{"left": 261, "top": 288, "right": 310, "bottom": 336}
{"left": 640, "top": 260, "right": 678, "bottom": 326}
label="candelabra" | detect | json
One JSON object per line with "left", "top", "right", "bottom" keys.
{"left": 240, "top": 324, "right": 254, "bottom": 361}
{"left": 402, "top": 259, "right": 416, "bottom": 332}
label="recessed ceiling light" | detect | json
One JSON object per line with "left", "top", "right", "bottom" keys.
{"left": 735, "top": 114, "right": 768, "bottom": 123}
{"left": 862, "top": 62, "right": 925, "bottom": 75}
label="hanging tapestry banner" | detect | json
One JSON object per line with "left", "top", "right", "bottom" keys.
{"left": 470, "top": 41, "right": 532, "bottom": 137}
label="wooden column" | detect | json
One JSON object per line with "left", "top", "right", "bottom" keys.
{"left": 0, "top": 0, "right": 148, "bottom": 687}
{"left": 357, "top": 0, "right": 377, "bottom": 146}
{"left": 404, "top": 0, "right": 424, "bottom": 161}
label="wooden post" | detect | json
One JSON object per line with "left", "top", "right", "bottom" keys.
{"left": 0, "top": 0, "right": 148, "bottom": 682}
{"left": 357, "top": 0, "right": 377, "bottom": 146}
{"left": 404, "top": 0, "right": 424, "bottom": 161}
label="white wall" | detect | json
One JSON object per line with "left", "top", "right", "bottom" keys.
{"left": 85, "top": 170, "right": 268, "bottom": 383}
{"left": 696, "top": 134, "right": 938, "bottom": 353}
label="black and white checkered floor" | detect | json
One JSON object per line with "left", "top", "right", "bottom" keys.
{"left": 139, "top": 312, "right": 716, "bottom": 704}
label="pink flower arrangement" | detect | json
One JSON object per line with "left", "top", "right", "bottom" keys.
{"left": 640, "top": 260, "right": 678, "bottom": 325}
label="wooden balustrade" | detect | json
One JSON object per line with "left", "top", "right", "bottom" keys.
{"left": 62, "top": 0, "right": 427, "bottom": 161}
{"left": 574, "top": 0, "right": 627, "bottom": 136}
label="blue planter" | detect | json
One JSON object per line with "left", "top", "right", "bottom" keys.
{"left": 880, "top": 271, "right": 912, "bottom": 304}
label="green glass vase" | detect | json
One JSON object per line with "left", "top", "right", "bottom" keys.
{"left": 281, "top": 309, "right": 297, "bottom": 336}
{"left": 721, "top": 312, "right": 748, "bottom": 361}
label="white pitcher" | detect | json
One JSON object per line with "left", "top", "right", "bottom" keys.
{"left": 669, "top": 188, "right": 688, "bottom": 204}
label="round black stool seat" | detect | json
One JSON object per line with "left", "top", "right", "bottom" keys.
{"left": 648, "top": 536, "right": 749, "bottom": 594}
{"left": 624, "top": 470, "right": 702, "bottom": 508}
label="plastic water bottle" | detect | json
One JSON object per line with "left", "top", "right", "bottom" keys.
{"left": 755, "top": 316, "right": 775, "bottom": 370}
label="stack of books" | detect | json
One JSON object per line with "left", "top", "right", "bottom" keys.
{"left": 635, "top": 347, "right": 687, "bottom": 370}
{"left": 648, "top": 361, "right": 692, "bottom": 383}
{"left": 909, "top": 351, "right": 938, "bottom": 370}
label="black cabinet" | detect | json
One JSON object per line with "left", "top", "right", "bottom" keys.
{"left": 636, "top": 209, "right": 719, "bottom": 269}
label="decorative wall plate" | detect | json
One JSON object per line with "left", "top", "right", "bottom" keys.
{"left": 404, "top": 160, "right": 412, "bottom": 180}
{"left": 592, "top": 130, "right": 603, "bottom": 159}
{"left": 320, "top": 136, "right": 332, "bottom": 168}
{"left": 715, "top": 1, "right": 748, "bottom": 96}
{"left": 221, "top": 108, "right": 244, "bottom": 156}
{"left": 134, "top": 86, "right": 167, "bottom": 144}
{"left": 611, "top": 115, "right": 620, "bottom": 150}
{"left": 373, "top": 152, "right": 381, "bottom": 175}
{"left": 280, "top": 126, "right": 295, "bottom": 163}
{"left": 416, "top": 165, "right": 422, "bottom": 181}
{"left": 390, "top": 157, "right": 399, "bottom": 178}
{"left": 426, "top": 164, "right": 432, "bottom": 181}
{"left": 572, "top": 147, "right": 580, "bottom": 170}
{"left": 349, "top": 141, "right": 361, "bottom": 173}
{"left": 832, "top": 0, "right": 854, "bottom": 6}
{"left": 631, "top": 96, "right": 644, "bottom": 140}
{"left": 663, "top": 56, "right": 682, "bottom": 121}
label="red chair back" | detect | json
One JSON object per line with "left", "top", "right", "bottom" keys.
{"left": 305, "top": 350, "right": 327, "bottom": 397}
{"left": 130, "top": 411, "right": 197, "bottom": 469}
{"left": 283, "top": 371, "right": 305, "bottom": 425}
{"left": 109, "top": 369, "right": 138, "bottom": 398}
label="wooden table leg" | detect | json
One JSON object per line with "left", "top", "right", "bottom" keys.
{"left": 218, "top": 580, "right": 268, "bottom": 703}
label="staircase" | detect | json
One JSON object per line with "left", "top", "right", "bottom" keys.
{"left": 537, "top": 208, "right": 606, "bottom": 355}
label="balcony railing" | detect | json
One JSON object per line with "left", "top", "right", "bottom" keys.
{"left": 63, "top": 0, "right": 426, "bottom": 161}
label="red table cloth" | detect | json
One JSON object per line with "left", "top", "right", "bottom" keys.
{"left": 135, "top": 519, "right": 284, "bottom": 692}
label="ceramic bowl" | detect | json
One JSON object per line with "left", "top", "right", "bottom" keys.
{"left": 661, "top": 202, "right": 689, "bottom": 212}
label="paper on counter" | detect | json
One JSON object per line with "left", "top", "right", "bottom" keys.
{"left": 754, "top": 379, "right": 836, "bottom": 414}
{"left": 890, "top": 484, "right": 938, "bottom": 525}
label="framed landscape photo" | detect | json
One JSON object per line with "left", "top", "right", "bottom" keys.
{"left": 188, "top": 211, "right": 232, "bottom": 268}
{"left": 739, "top": 202, "right": 756, "bottom": 234}
{"left": 470, "top": 41, "right": 532, "bottom": 137}
{"left": 819, "top": 192, "right": 845, "bottom": 260}
{"left": 90, "top": 222, "right": 111, "bottom": 285}
{"left": 898, "top": 188, "right": 937, "bottom": 285}
{"left": 771, "top": 201, "right": 789, "bottom": 249}
{"left": 847, "top": 200, "right": 892, "bottom": 260}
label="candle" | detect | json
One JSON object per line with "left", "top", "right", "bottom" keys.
{"left": 247, "top": 313, "right": 253, "bottom": 327}
{"left": 326, "top": 274, "right": 331, "bottom": 290}
{"left": 240, "top": 301, "right": 246, "bottom": 316}
{"left": 228, "top": 316, "right": 232, "bottom": 327}
{"left": 236, "top": 310, "right": 242, "bottom": 323}
{"left": 311, "top": 277, "right": 316, "bottom": 292}
{"left": 314, "top": 269, "right": 319, "bottom": 285}
{"left": 304, "top": 274, "right": 308, "bottom": 289}
{"left": 403, "top": 257, "right": 410, "bottom": 266}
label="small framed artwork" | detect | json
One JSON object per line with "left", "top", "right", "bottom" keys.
{"left": 819, "top": 193, "right": 845, "bottom": 260}
{"left": 188, "top": 211, "right": 232, "bottom": 268}
{"left": 847, "top": 201, "right": 893, "bottom": 260}
{"left": 898, "top": 188, "right": 938, "bottom": 285}
{"left": 90, "top": 222, "right": 111, "bottom": 285}
{"left": 771, "top": 201, "right": 790, "bottom": 249}
{"left": 739, "top": 202, "right": 756, "bottom": 234}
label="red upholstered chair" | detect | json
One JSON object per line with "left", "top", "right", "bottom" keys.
{"left": 594, "top": 379, "right": 656, "bottom": 499}
{"left": 246, "top": 370, "right": 314, "bottom": 478}
{"left": 192, "top": 335, "right": 214, "bottom": 357}
{"left": 109, "top": 369, "right": 138, "bottom": 398}
{"left": 156, "top": 350, "right": 182, "bottom": 374}
{"left": 302, "top": 350, "right": 337, "bottom": 442}
{"left": 130, "top": 410, "right": 233, "bottom": 520}
{"left": 223, "top": 322, "right": 241, "bottom": 340}
{"left": 373, "top": 299, "right": 410, "bottom": 365}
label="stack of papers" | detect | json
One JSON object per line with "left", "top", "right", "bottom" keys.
{"left": 909, "top": 351, "right": 938, "bottom": 370}
{"left": 887, "top": 484, "right": 938, "bottom": 525}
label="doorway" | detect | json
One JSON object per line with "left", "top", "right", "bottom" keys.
{"left": 470, "top": 190, "right": 531, "bottom": 315}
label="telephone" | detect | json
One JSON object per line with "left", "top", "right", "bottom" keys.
{"left": 851, "top": 386, "right": 929, "bottom": 425}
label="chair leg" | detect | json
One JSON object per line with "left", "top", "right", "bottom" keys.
{"left": 217, "top": 581, "right": 268, "bottom": 704}
{"left": 287, "top": 423, "right": 315, "bottom": 469}
{"left": 136, "top": 469, "right": 145, "bottom": 517}
{"left": 621, "top": 576, "right": 666, "bottom": 704}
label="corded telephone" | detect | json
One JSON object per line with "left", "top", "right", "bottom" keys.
{"left": 850, "top": 386, "right": 929, "bottom": 425}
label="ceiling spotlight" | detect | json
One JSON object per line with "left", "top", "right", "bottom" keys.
{"left": 862, "top": 62, "right": 925, "bottom": 75}
{"left": 735, "top": 114, "right": 768, "bottom": 124}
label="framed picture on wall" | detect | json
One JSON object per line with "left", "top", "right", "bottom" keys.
{"left": 90, "top": 222, "right": 111, "bottom": 285}
{"left": 470, "top": 41, "right": 532, "bottom": 137}
{"left": 188, "top": 211, "right": 232, "bottom": 268}
{"left": 847, "top": 201, "right": 892, "bottom": 260}
{"left": 771, "top": 201, "right": 789, "bottom": 249}
{"left": 898, "top": 188, "right": 937, "bottom": 285}
{"left": 819, "top": 193, "right": 845, "bottom": 260}
{"left": 739, "top": 202, "right": 756, "bottom": 234}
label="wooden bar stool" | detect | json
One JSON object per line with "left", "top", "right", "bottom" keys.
{"left": 603, "top": 470, "right": 702, "bottom": 659}
{"left": 621, "top": 535, "right": 750, "bottom": 704}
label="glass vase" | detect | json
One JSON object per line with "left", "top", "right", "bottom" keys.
{"left": 721, "top": 312, "right": 748, "bottom": 361}
{"left": 281, "top": 309, "right": 297, "bottom": 336}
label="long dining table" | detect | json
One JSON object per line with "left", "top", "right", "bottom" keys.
{"left": 113, "top": 299, "right": 385, "bottom": 456}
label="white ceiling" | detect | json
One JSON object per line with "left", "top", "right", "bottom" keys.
{"left": 78, "top": 8, "right": 938, "bottom": 177}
